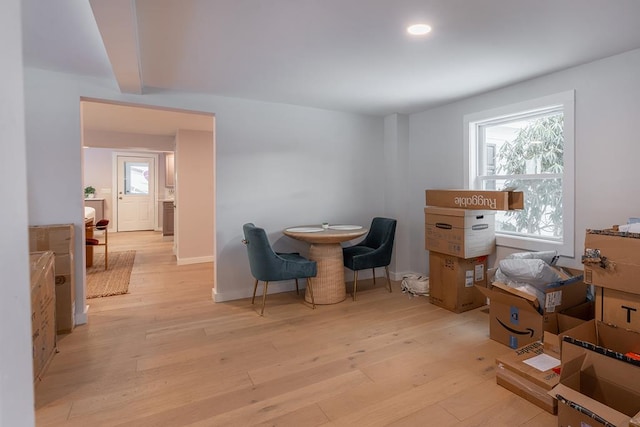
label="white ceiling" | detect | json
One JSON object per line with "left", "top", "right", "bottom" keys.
{"left": 22, "top": 0, "right": 640, "bottom": 119}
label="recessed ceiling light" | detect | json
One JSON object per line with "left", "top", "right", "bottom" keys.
{"left": 407, "top": 24, "right": 432, "bottom": 36}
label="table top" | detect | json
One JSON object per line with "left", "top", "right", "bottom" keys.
{"left": 283, "top": 225, "right": 367, "bottom": 243}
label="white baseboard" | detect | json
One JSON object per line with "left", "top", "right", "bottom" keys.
{"left": 75, "top": 304, "right": 89, "bottom": 325}
{"left": 177, "top": 255, "right": 214, "bottom": 265}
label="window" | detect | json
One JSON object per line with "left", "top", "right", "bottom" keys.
{"left": 464, "top": 91, "right": 575, "bottom": 257}
{"left": 124, "top": 161, "right": 150, "bottom": 195}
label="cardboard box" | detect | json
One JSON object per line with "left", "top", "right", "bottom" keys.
{"left": 496, "top": 365, "right": 557, "bottom": 416}
{"left": 560, "top": 319, "right": 640, "bottom": 365}
{"left": 594, "top": 286, "right": 640, "bottom": 333}
{"left": 29, "top": 224, "right": 76, "bottom": 333}
{"left": 30, "top": 251, "right": 57, "bottom": 383}
{"left": 495, "top": 303, "right": 594, "bottom": 415}
{"left": 428, "top": 252, "right": 487, "bottom": 313}
{"left": 583, "top": 229, "right": 640, "bottom": 293}
{"left": 425, "top": 189, "right": 524, "bottom": 211}
{"left": 543, "top": 301, "right": 595, "bottom": 358}
{"left": 550, "top": 350, "right": 640, "bottom": 427}
{"left": 475, "top": 269, "right": 588, "bottom": 349}
{"left": 424, "top": 207, "right": 496, "bottom": 258}
{"left": 29, "top": 224, "right": 75, "bottom": 255}
{"left": 495, "top": 341, "right": 561, "bottom": 414}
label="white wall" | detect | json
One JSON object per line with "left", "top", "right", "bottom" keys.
{"left": 23, "top": 67, "right": 384, "bottom": 309}
{"left": 408, "top": 48, "right": 640, "bottom": 275}
{"left": 1, "top": 2, "right": 35, "bottom": 426}
{"left": 383, "top": 113, "right": 411, "bottom": 278}
{"left": 175, "top": 129, "right": 215, "bottom": 263}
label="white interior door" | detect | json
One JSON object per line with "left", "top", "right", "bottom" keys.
{"left": 117, "top": 155, "right": 155, "bottom": 231}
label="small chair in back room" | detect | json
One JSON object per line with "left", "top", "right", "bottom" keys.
{"left": 242, "top": 223, "right": 317, "bottom": 316}
{"left": 342, "top": 217, "right": 397, "bottom": 301}
{"left": 86, "top": 219, "right": 109, "bottom": 270}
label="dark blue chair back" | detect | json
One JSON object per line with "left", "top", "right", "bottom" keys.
{"left": 360, "top": 217, "right": 397, "bottom": 266}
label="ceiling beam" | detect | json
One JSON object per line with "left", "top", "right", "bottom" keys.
{"left": 89, "top": 0, "right": 143, "bottom": 94}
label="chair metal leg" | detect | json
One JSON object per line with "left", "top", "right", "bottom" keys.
{"left": 385, "top": 266, "right": 392, "bottom": 293}
{"left": 353, "top": 270, "right": 359, "bottom": 301}
{"left": 372, "top": 268, "right": 376, "bottom": 285}
{"left": 295, "top": 278, "right": 299, "bottom": 295}
{"left": 306, "top": 278, "right": 315, "bottom": 309}
{"left": 104, "top": 246, "right": 108, "bottom": 270}
{"left": 251, "top": 279, "right": 259, "bottom": 304}
{"left": 260, "top": 281, "right": 269, "bottom": 316}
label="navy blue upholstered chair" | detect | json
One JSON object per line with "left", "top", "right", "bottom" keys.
{"left": 242, "top": 223, "right": 317, "bottom": 316}
{"left": 342, "top": 217, "right": 397, "bottom": 301}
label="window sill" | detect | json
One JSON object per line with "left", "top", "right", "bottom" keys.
{"left": 496, "top": 234, "right": 573, "bottom": 258}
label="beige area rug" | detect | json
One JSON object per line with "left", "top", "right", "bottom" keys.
{"left": 86, "top": 250, "right": 136, "bottom": 298}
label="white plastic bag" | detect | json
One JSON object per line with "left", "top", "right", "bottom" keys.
{"left": 401, "top": 274, "right": 429, "bottom": 298}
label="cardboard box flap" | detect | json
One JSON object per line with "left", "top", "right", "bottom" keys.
{"left": 563, "top": 336, "right": 640, "bottom": 366}
{"left": 543, "top": 303, "right": 594, "bottom": 357}
{"left": 492, "top": 281, "right": 540, "bottom": 307}
{"left": 509, "top": 191, "right": 525, "bottom": 210}
{"left": 562, "top": 320, "right": 640, "bottom": 362}
{"left": 425, "top": 189, "right": 524, "bottom": 210}
{"left": 550, "top": 383, "right": 633, "bottom": 427}
{"left": 475, "top": 284, "right": 540, "bottom": 314}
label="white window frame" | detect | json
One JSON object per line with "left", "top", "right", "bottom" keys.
{"left": 463, "top": 91, "right": 575, "bottom": 257}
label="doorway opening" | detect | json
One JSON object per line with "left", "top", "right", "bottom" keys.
{"left": 80, "top": 97, "right": 216, "bottom": 311}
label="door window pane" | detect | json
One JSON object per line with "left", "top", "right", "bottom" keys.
{"left": 125, "top": 162, "right": 149, "bottom": 195}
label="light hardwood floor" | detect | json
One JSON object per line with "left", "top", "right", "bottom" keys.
{"left": 35, "top": 231, "right": 556, "bottom": 426}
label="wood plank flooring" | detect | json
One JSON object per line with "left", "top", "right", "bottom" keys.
{"left": 35, "top": 231, "right": 556, "bottom": 426}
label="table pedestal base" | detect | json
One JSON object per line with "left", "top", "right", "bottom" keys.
{"left": 305, "top": 242, "right": 346, "bottom": 304}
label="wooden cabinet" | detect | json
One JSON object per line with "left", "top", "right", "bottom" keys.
{"left": 85, "top": 198, "right": 105, "bottom": 220}
{"left": 163, "top": 201, "right": 174, "bottom": 236}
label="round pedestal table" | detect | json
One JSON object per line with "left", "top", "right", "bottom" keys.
{"left": 283, "top": 225, "right": 367, "bottom": 304}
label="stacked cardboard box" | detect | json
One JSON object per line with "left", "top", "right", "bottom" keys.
{"left": 29, "top": 224, "right": 76, "bottom": 333}
{"left": 424, "top": 207, "right": 495, "bottom": 259}
{"left": 428, "top": 251, "right": 487, "bottom": 313}
{"left": 493, "top": 301, "right": 594, "bottom": 414}
{"left": 424, "top": 189, "right": 524, "bottom": 313}
{"left": 584, "top": 228, "right": 640, "bottom": 332}
{"left": 549, "top": 320, "right": 640, "bottom": 426}
{"left": 542, "top": 228, "right": 640, "bottom": 426}
{"left": 476, "top": 268, "right": 588, "bottom": 349}
{"left": 30, "top": 251, "right": 57, "bottom": 384}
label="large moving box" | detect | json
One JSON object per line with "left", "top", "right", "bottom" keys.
{"left": 494, "top": 302, "right": 594, "bottom": 414}
{"left": 550, "top": 349, "right": 640, "bottom": 427}
{"left": 428, "top": 252, "right": 487, "bottom": 313}
{"left": 475, "top": 269, "right": 588, "bottom": 349}
{"left": 30, "top": 251, "right": 57, "bottom": 383}
{"left": 29, "top": 224, "right": 76, "bottom": 333}
{"left": 594, "top": 286, "right": 640, "bottom": 333}
{"left": 496, "top": 341, "right": 560, "bottom": 414}
{"left": 583, "top": 228, "right": 640, "bottom": 293}
{"left": 425, "top": 189, "right": 524, "bottom": 211}
{"left": 424, "top": 207, "right": 495, "bottom": 258}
